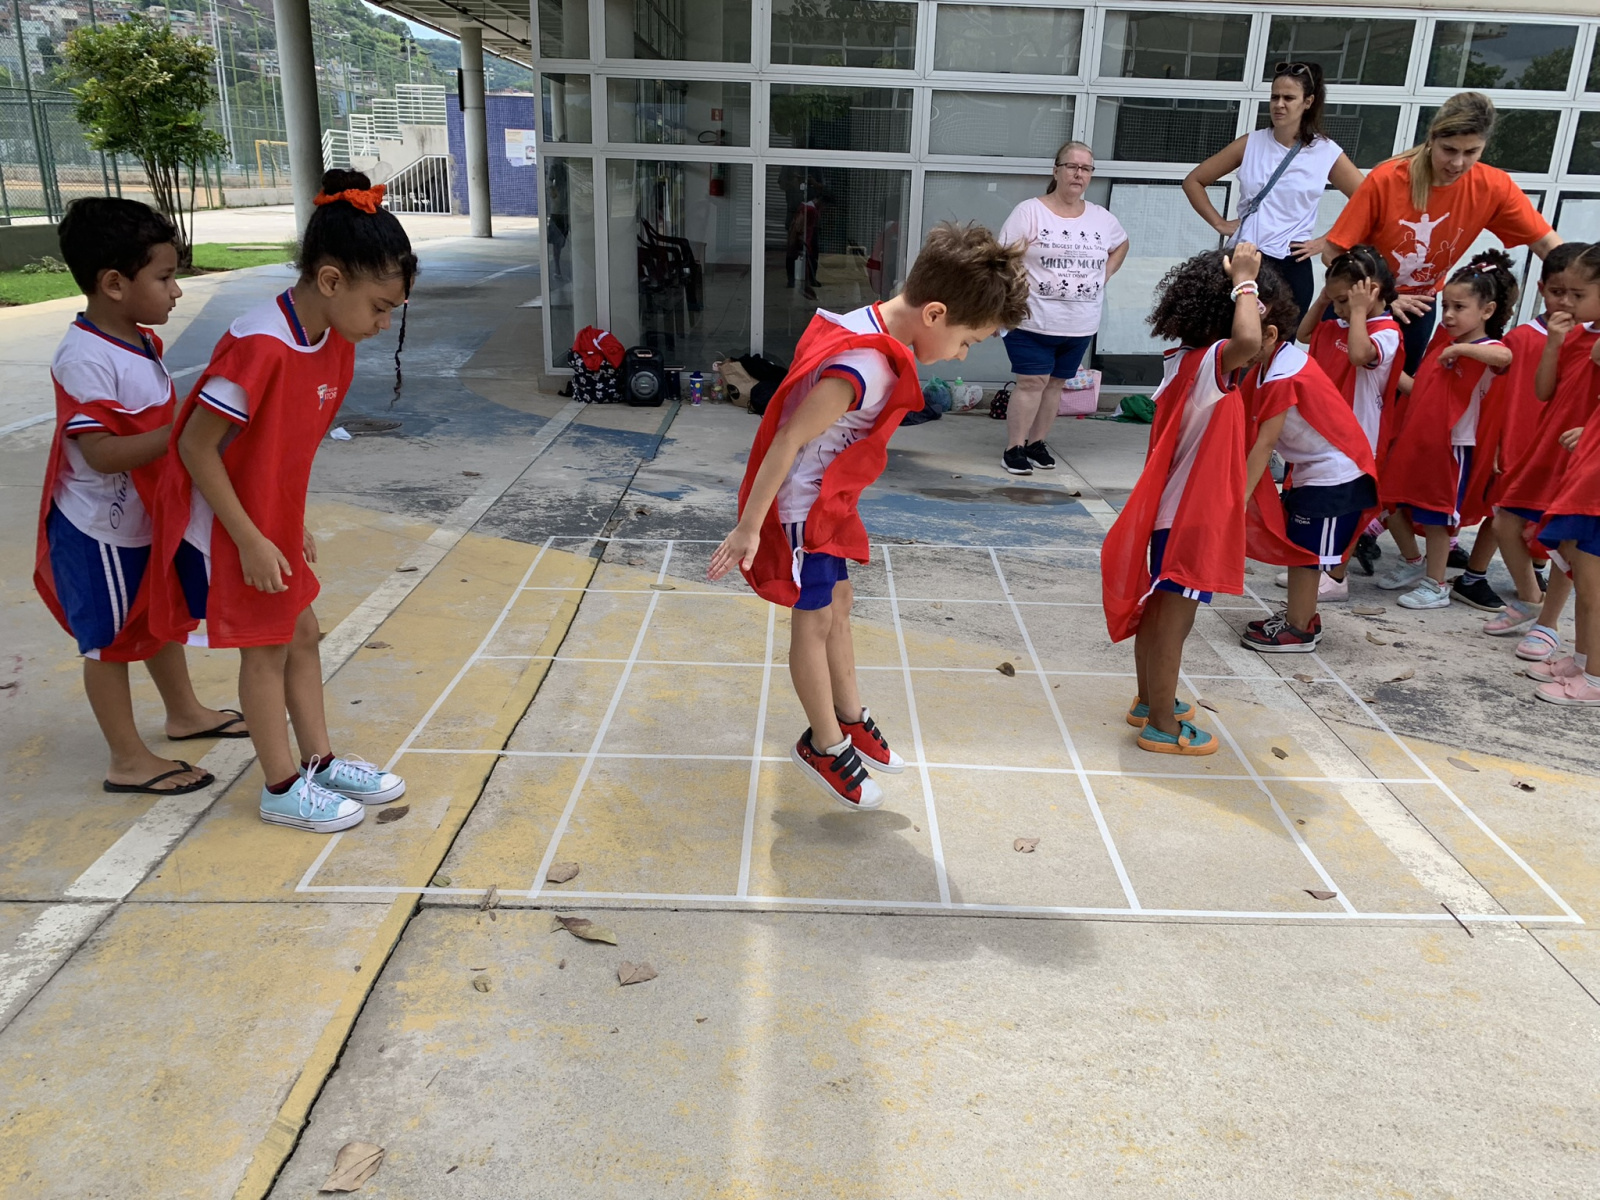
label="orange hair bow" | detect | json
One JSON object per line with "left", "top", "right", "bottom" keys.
{"left": 314, "top": 184, "right": 387, "bottom": 214}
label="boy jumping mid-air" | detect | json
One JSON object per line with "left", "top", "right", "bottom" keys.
{"left": 708, "top": 223, "right": 1029, "bottom": 809}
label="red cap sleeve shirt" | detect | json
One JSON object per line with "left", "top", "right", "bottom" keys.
{"left": 1494, "top": 323, "right": 1600, "bottom": 517}
{"left": 1307, "top": 315, "right": 1402, "bottom": 456}
{"left": 150, "top": 290, "right": 354, "bottom": 648}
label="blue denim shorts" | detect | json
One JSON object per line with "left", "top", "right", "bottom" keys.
{"left": 1003, "top": 328, "right": 1093, "bottom": 380}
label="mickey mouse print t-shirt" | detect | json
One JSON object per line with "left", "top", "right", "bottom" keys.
{"left": 999, "top": 197, "right": 1129, "bottom": 339}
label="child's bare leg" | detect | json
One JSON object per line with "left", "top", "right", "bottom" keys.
{"left": 1286, "top": 567, "right": 1320, "bottom": 631}
{"left": 1423, "top": 526, "right": 1451, "bottom": 584}
{"left": 790, "top": 605, "right": 844, "bottom": 749}
{"left": 84, "top": 658, "right": 209, "bottom": 788}
{"left": 824, "top": 580, "right": 862, "bottom": 722}
{"left": 1540, "top": 569, "right": 1574, "bottom": 632}
{"left": 1005, "top": 375, "right": 1047, "bottom": 449}
{"left": 284, "top": 606, "right": 332, "bottom": 763}
{"left": 1141, "top": 590, "right": 1199, "bottom": 737}
{"left": 1389, "top": 510, "right": 1421, "bottom": 560}
{"left": 1027, "top": 378, "right": 1065, "bottom": 444}
{"left": 1134, "top": 621, "right": 1151, "bottom": 707}
{"left": 239, "top": 642, "right": 296, "bottom": 784}
{"left": 1465, "top": 518, "right": 1497, "bottom": 573}
{"left": 145, "top": 641, "right": 245, "bottom": 739}
{"left": 1492, "top": 510, "right": 1543, "bottom": 604}
{"left": 1568, "top": 549, "right": 1594, "bottom": 660}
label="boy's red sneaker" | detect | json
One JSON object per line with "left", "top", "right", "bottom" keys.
{"left": 790, "top": 729, "right": 884, "bottom": 811}
{"left": 838, "top": 708, "right": 904, "bottom": 773}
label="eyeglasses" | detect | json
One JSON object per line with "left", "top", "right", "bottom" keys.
{"left": 1055, "top": 162, "right": 1095, "bottom": 174}
{"left": 1273, "top": 61, "right": 1315, "bottom": 80}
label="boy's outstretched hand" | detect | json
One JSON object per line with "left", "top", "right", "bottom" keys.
{"left": 708, "top": 525, "right": 760, "bottom": 581}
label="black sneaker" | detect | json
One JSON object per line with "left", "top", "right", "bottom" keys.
{"left": 1024, "top": 440, "right": 1056, "bottom": 470}
{"left": 1353, "top": 532, "right": 1381, "bottom": 576}
{"left": 1450, "top": 574, "right": 1506, "bottom": 612}
{"left": 1447, "top": 545, "right": 1471, "bottom": 570}
{"left": 1247, "top": 611, "right": 1322, "bottom": 637}
{"left": 1002, "top": 446, "right": 1033, "bottom": 475}
{"left": 1533, "top": 566, "right": 1549, "bottom": 593}
{"left": 1241, "top": 611, "right": 1321, "bottom": 653}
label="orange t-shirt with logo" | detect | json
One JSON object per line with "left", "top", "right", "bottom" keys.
{"left": 1327, "top": 158, "right": 1550, "bottom": 296}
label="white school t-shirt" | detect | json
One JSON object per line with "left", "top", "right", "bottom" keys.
{"left": 998, "top": 197, "right": 1128, "bottom": 338}
{"left": 773, "top": 304, "right": 899, "bottom": 526}
{"left": 1235, "top": 129, "right": 1345, "bottom": 259}
{"left": 50, "top": 319, "right": 175, "bottom": 547}
{"left": 1333, "top": 319, "right": 1402, "bottom": 452}
{"left": 1154, "top": 343, "right": 1232, "bottom": 531}
{"left": 1261, "top": 342, "right": 1364, "bottom": 490}
{"left": 1448, "top": 339, "right": 1508, "bottom": 447}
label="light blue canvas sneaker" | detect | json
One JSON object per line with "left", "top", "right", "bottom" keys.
{"left": 259, "top": 774, "right": 365, "bottom": 833}
{"left": 311, "top": 755, "right": 406, "bottom": 806}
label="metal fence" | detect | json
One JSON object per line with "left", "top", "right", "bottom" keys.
{"left": 0, "top": 86, "right": 128, "bottom": 222}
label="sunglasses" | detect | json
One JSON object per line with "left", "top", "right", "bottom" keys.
{"left": 1273, "top": 61, "right": 1315, "bottom": 79}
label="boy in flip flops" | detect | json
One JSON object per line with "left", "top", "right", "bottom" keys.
{"left": 33, "top": 199, "right": 248, "bottom": 797}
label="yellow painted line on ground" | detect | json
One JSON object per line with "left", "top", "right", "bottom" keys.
{"left": 230, "top": 551, "right": 599, "bottom": 1200}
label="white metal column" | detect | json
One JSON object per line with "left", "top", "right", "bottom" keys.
{"left": 272, "top": 0, "right": 323, "bottom": 234}
{"left": 459, "top": 23, "right": 493, "bottom": 238}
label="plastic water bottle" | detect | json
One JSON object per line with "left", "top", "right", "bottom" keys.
{"left": 689, "top": 371, "right": 704, "bottom": 405}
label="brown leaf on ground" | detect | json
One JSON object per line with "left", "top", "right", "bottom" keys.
{"left": 1447, "top": 757, "right": 1480, "bottom": 773}
{"left": 1511, "top": 778, "right": 1537, "bottom": 792}
{"left": 319, "top": 1142, "right": 385, "bottom": 1192}
{"left": 1271, "top": 746, "right": 1289, "bottom": 760}
{"left": 635, "top": 506, "right": 650, "bottom": 515}
{"left": 375, "top": 805, "right": 408, "bottom": 824}
{"left": 1305, "top": 889, "right": 1337, "bottom": 901}
{"left": 1197, "top": 697, "right": 1219, "bottom": 713}
{"left": 472, "top": 976, "right": 491, "bottom": 993}
{"left": 1388, "top": 668, "right": 1415, "bottom": 682}
{"left": 1013, "top": 837, "right": 1039, "bottom": 853}
{"left": 1360, "top": 695, "right": 1377, "bottom": 704}
{"left": 431, "top": 873, "right": 452, "bottom": 887}
{"left": 396, "top": 565, "right": 418, "bottom": 572}
{"left": 557, "top": 958, "right": 566, "bottom": 970}
{"left": 996, "top": 662, "right": 1016, "bottom": 677}
{"left": 1292, "top": 672, "right": 1315, "bottom": 683}
{"left": 618, "top": 961, "right": 658, "bottom": 986}
{"left": 696, "top": 1016, "right": 708, "bottom": 1023}
{"left": 1365, "top": 632, "right": 1387, "bottom": 646}
{"left": 479, "top": 885, "right": 500, "bottom": 912}
{"left": 649, "top": 582, "right": 676, "bottom": 591}
{"left": 462, "top": 470, "right": 481, "bottom": 477}
{"left": 365, "top": 640, "right": 392, "bottom": 650}
{"left": 546, "top": 862, "right": 580, "bottom": 884}
{"left": 1351, "top": 604, "right": 1385, "bottom": 616}
{"left": 552, "top": 915, "right": 618, "bottom": 944}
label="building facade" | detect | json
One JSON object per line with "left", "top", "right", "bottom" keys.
{"left": 531, "top": 0, "right": 1600, "bottom": 380}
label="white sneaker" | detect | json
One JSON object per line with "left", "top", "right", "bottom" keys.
{"left": 1397, "top": 577, "right": 1451, "bottom": 610}
{"left": 1378, "top": 558, "right": 1426, "bottom": 591}
{"left": 1319, "top": 573, "right": 1349, "bottom": 603}
{"left": 1274, "top": 571, "right": 1289, "bottom": 589}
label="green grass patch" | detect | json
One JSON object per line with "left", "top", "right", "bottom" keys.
{"left": 189, "top": 242, "right": 294, "bottom": 271}
{"left": 0, "top": 242, "right": 291, "bottom": 305}
{"left": 0, "top": 268, "right": 81, "bottom": 306}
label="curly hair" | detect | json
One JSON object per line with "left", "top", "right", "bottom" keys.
{"left": 903, "top": 221, "right": 1031, "bottom": 330}
{"left": 1147, "top": 250, "right": 1240, "bottom": 346}
{"left": 1325, "top": 244, "right": 1397, "bottom": 307}
{"left": 1447, "top": 247, "right": 1518, "bottom": 338}
{"left": 1256, "top": 264, "right": 1300, "bottom": 343}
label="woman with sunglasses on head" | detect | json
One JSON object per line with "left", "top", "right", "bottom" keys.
{"left": 1323, "top": 92, "right": 1561, "bottom": 375}
{"left": 1184, "top": 61, "right": 1363, "bottom": 326}
{"left": 996, "top": 141, "right": 1129, "bottom": 476}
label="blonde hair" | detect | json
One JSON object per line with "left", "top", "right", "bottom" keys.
{"left": 904, "top": 222, "right": 1031, "bottom": 330}
{"left": 1046, "top": 140, "right": 1093, "bottom": 195}
{"left": 1395, "top": 92, "right": 1495, "bottom": 211}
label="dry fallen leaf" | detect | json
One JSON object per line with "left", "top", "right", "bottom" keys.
{"left": 1360, "top": 695, "right": 1378, "bottom": 704}
{"left": 1305, "top": 889, "right": 1337, "bottom": 901}
{"left": 462, "top": 470, "right": 481, "bottom": 477}
{"left": 1013, "top": 837, "right": 1039, "bottom": 853}
{"left": 696, "top": 1016, "right": 708, "bottom": 1023}
{"left": 396, "top": 565, "right": 418, "bottom": 573}
{"left": 1351, "top": 604, "right": 1385, "bottom": 616}
{"left": 648, "top": 583, "right": 676, "bottom": 591}
{"left": 320, "top": 1142, "right": 385, "bottom": 1193}
{"left": 1197, "top": 697, "right": 1220, "bottom": 713}
{"left": 375, "top": 805, "right": 408, "bottom": 824}
{"left": 1292, "top": 672, "right": 1315, "bottom": 683}
{"left": 1271, "top": 746, "right": 1289, "bottom": 760}
{"left": 618, "top": 961, "right": 658, "bottom": 986}
{"left": 1446, "top": 757, "right": 1480, "bottom": 773}
{"left": 635, "top": 506, "right": 650, "bottom": 515}
{"left": 557, "top": 958, "right": 567, "bottom": 970}
{"left": 997, "top": 662, "right": 1016, "bottom": 677}
{"left": 480, "top": 885, "right": 500, "bottom": 912}
{"left": 1511, "top": 778, "right": 1536, "bottom": 793}
{"left": 552, "top": 915, "right": 618, "bottom": 945}
{"left": 431, "top": 873, "right": 452, "bottom": 887}
{"left": 1388, "top": 668, "right": 1415, "bottom": 682}
{"left": 472, "top": 976, "right": 491, "bottom": 993}
{"left": 1365, "top": 631, "right": 1387, "bottom": 646}
{"left": 365, "top": 640, "right": 392, "bottom": 650}
{"left": 1067, "top": 488, "right": 1082, "bottom": 497}
{"left": 546, "top": 862, "right": 580, "bottom": 884}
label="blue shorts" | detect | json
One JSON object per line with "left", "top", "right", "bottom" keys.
{"left": 1498, "top": 505, "right": 1543, "bottom": 525}
{"left": 785, "top": 520, "right": 849, "bottom": 611}
{"left": 1282, "top": 479, "right": 1374, "bottom": 569}
{"left": 1149, "top": 528, "right": 1212, "bottom": 604}
{"left": 1003, "top": 328, "right": 1093, "bottom": 380}
{"left": 174, "top": 539, "right": 210, "bottom": 620}
{"left": 46, "top": 503, "right": 151, "bottom": 657}
{"left": 1409, "top": 446, "right": 1472, "bottom": 527}
{"left": 1539, "top": 514, "right": 1600, "bottom": 558}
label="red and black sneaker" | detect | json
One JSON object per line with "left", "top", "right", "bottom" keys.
{"left": 790, "top": 729, "right": 884, "bottom": 811}
{"left": 1241, "top": 611, "right": 1320, "bottom": 653}
{"left": 838, "top": 708, "right": 905, "bottom": 774}
{"left": 1246, "top": 610, "right": 1321, "bottom": 637}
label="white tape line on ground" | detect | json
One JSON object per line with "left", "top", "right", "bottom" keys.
{"left": 0, "top": 411, "right": 52, "bottom": 437}
{"left": 0, "top": 903, "right": 114, "bottom": 1025}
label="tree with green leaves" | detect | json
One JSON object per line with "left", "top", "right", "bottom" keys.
{"left": 63, "top": 16, "right": 227, "bottom": 268}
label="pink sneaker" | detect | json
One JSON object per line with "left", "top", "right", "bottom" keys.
{"left": 1535, "top": 674, "right": 1600, "bottom": 707}
{"left": 1526, "top": 655, "right": 1581, "bottom": 683}
{"left": 1513, "top": 627, "right": 1560, "bottom": 662}
{"left": 1484, "top": 600, "right": 1538, "bottom": 637}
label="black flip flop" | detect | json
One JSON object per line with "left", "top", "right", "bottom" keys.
{"left": 103, "top": 761, "right": 214, "bottom": 796}
{"left": 168, "top": 708, "right": 249, "bottom": 741}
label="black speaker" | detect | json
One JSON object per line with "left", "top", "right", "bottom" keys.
{"left": 623, "top": 346, "right": 666, "bottom": 407}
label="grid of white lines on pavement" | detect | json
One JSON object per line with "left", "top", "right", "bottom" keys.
{"left": 294, "top": 538, "right": 1582, "bottom": 926}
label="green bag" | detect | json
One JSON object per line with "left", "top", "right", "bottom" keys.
{"left": 1116, "top": 394, "right": 1155, "bottom": 424}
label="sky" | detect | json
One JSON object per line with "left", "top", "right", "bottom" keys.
{"left": 361, "top": 0, "right": 452, "bottom": 43}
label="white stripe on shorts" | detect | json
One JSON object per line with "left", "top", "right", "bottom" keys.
{"left": 97, "top": 540, "right": 123, "bottom": 631}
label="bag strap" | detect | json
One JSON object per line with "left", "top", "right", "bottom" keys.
{"left": 1227, "top": 138, "right": 1306, "bottom": 248}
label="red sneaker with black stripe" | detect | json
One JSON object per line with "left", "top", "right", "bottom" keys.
{"left": 790, "top": 729, "right": 884, "bottom": 811}
{"left": 838, "top": 708, "right": 904, "bottom": 774}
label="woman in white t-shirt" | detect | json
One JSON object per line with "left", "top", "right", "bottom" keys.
{"left": 1182, "top": 61, "right": 1363, "bottom": 323}
{"left": 996, "top": 141, "right": 1129, "bottom": 476}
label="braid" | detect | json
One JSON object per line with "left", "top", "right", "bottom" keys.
{"left": 390, "top": 302, "right": 408, "bottom": 408}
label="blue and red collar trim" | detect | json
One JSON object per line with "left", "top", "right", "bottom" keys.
{"left": 277, "top": 289, "right": 312, "bottom": 347}
{"left": 74, "top": 315, "right": 156, "bottom": 359}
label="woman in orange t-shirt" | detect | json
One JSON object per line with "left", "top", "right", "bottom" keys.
{"left": 1324, "top": 93, "right": 1560, "bottom": 374}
